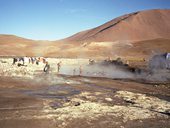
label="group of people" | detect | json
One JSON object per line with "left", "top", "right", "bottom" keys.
{"left": 12, "top": 57, "right": 84, "bottom": 75}
{"left": 44, "top": 61, "right": 83, "bottom": 75}
{"left": 44, "top": 61, "right": 62, "bottom": 74}
{"left": 12, "top": 57, "right": 47, "bottom": 66}
{"left": 73, "top": 65, "right": 83, "bottom": 76}
{"left": 12, "top": 56, "right": 50, "bottom": 73}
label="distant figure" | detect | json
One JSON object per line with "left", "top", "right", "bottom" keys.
{"left": 79, "top": 65, "right": 82, "bottom": 76}
{"left": 38, "top": 57, "right": 47, "bottom": 64}
{"left": 28, "top": 57, "right": 31, "bottom": 63}
{"left": 23, "top": 56, "right": 30, "bottom": 65}
{"left": 19, "top": 57, "right": 25, "bottom": 65}
{"left": 43, "top": 61, "right": 50, "bottom": 73}
{"left": 42, "top": 58, "right": 47, "bottom": 64}
{"left": 12, "top": 58, "right": 18, "bottom": 65}
{"left": 31, "top": 57, "right": 36, "bottom": 64}
{"left": 12, "top": 57, "right": 25, "bottom": 66}
{"left": 89, "top": 59, "right": 95, "bottom": 65}
{"left": 57, "top": 61, "right": 62, "bottom": 73}
{"left": 73, "top": 68, "right": 76, "bottom": 75}
{"left": 35, "top": 58, "right": 39, "bottom": 65}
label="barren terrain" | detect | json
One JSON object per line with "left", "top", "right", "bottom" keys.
{"left": 0, "top": 58, "right": 169, "bottom": 128}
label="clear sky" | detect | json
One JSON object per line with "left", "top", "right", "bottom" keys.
{"left": 0, "top": 0, "right": 170, "bottom": 40}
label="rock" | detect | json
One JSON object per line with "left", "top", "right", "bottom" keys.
{"left": 49, "top": 102, "right": 62, "bottom": 109}
{"left": 115, "top": 91, "right": 170, "bottom": 115}
{"left": 154, "top": 85, "right": 158, "bottom": 87}
{"left": 74, "top": 102, "right": 81, "bottom": 106}
{"left": 105, "top": 98, "right": 113, "bottom": 102}
{"left": 124, "top": 99, "right": 135, "bottom": 104}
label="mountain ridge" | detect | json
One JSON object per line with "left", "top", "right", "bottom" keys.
{"left": 0, "top": 9, "right": 170, "bottom": 58}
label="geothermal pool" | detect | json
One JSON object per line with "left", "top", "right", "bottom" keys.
{"left": 0, "top": 57, "right": 134, "bottom": 79}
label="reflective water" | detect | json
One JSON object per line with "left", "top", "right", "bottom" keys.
{"left": 19, "top": 84, "right": 80, "bottom": 99}
{"left": 58, "top": 65, "right": 134, "bottom": 79}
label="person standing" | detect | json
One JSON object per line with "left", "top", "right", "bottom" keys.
{"left": 43, "top": 61, "right": 50, "bottom": 73}
{"left": 79, "top": 65, "right": 82, "bottom": 76}
{"left": 57, "top": 61, "right": 62, "bottom": 73}
{"left": 73, "top": 68, "right": 76, "bottom": 75}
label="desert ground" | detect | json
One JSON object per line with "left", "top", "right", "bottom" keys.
{"left": 0, "top": 57, "right": 169, "bottom": 128}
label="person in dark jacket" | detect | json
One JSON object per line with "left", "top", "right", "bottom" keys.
{"left": 44, "top": 61, "right": 50, "bottom": 73}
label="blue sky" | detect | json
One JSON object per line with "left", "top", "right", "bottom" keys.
{"left": 0, "top": 0, "right": 170, "bottom": 40}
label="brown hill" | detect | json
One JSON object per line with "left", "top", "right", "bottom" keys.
{"left": 61, "top": 9, "right": 170, "bottom": 43}
{"left": 0, "top": 35, "right": 52, "bottom": 57}
{"left": 50, "top": 9, "right": 170, "bottom": 59}
{"left": 0, "top": 9, "right": 170, "bottom": 60}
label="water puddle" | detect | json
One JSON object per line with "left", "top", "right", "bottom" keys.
{"left": 18, "top": 85, "right": 80, "bottom": 99}
{"left": 58, "top": 65, "right": 134, "bottom": 79}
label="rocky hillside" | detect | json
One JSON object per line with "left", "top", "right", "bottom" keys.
{"left": 61, "top": 9, "right": 170, "bottom": 43}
